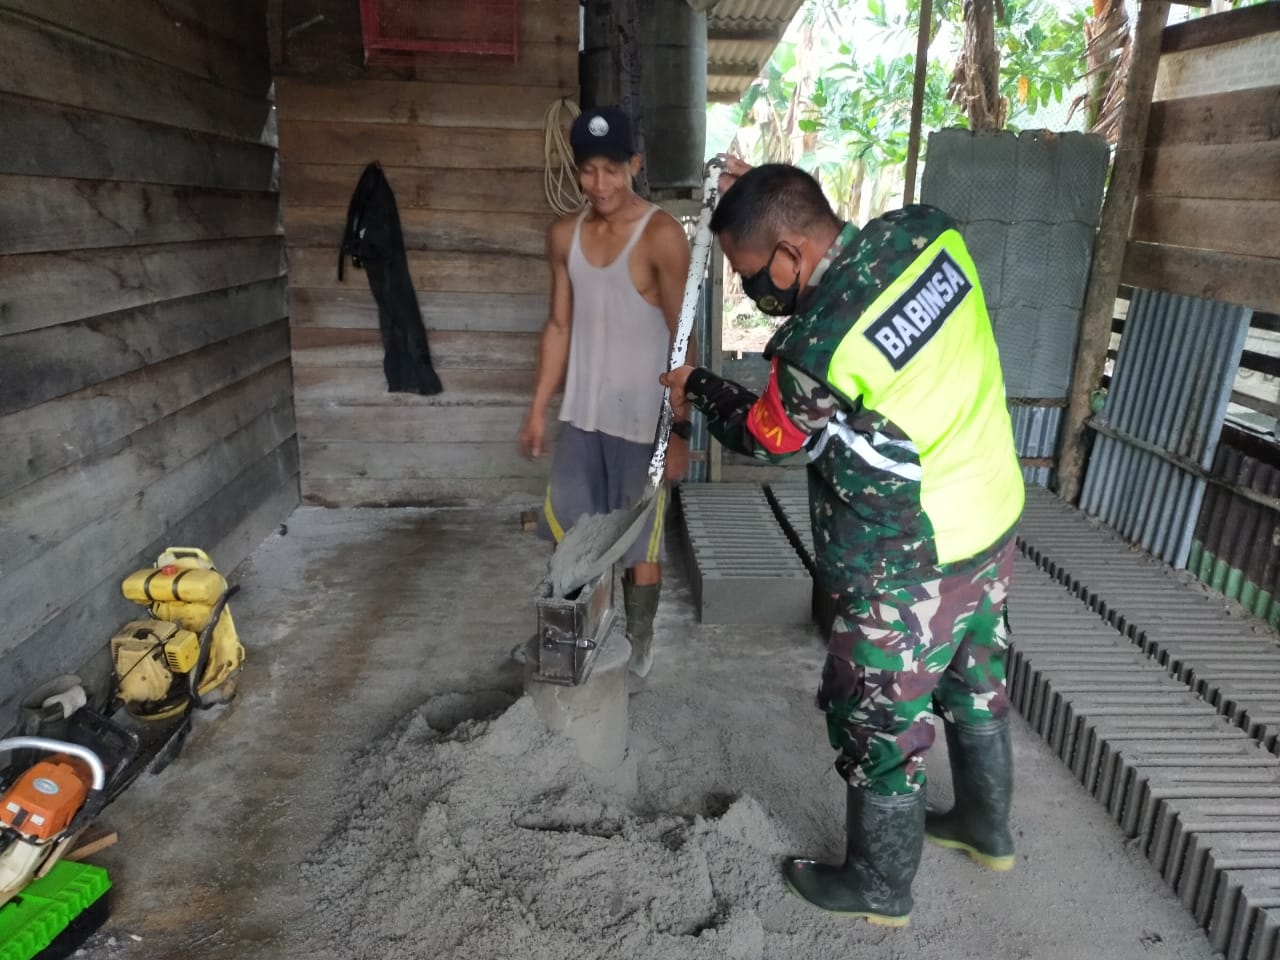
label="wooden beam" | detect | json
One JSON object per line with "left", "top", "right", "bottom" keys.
{"left": 1121, "top": 241, "right": 1280, "bottom": 314}
{"left": 0, "top": 237, "right": 285, "bottom": 336}
{"left": 284, "top": 207, "right": 548, "bottom": 257}
{"left": 287, "top": 288, "right": 548, "bottom": 333}
{"left": 0, "top": 0, "right": 271, "bottom": 96}
{"left": 277, "top": 120, "right": 547, "bottom": 169}
{"left": 0, "top": 93, "right": 277, "bottom": 190}
{"left": 288, "top": 247, "right": 546, "bottom": 296}
{"left": 0, "top": 11, "right": 274, "bottom": 144}
{"left": 2, "top": 279, "right": 286, "bottom": 415}
{"left": 1162, "top": 2, "right": 1280, "bottom": 53}
{"left": 1147, "top": 85, "right": 1280, "bottom": 148}
{"left": 289, "top": 330, "right": 537, "bottom": 370}
{"left": 1, "top": 323, "right": 290, "bottom": 495}
{"left": 1, "top": 365, "right": 293, "bottom": 577}
{"left": 1129, "top": 196, "right": 1280, "bottom": 259}
{"left": 293, "top": 365, "right": 535, "bottom": 406}
{"left": 280, "top": 164, "right": 550, "bottom": 213}
{"left": 1141, "top": 141, "right": 1280, "bottom": 201}
{"left": 275, "top": 78, "right": 574, "bottom": 129}
{"left": 1057, "top": 0, "right": 1171, "bottom": 506}
{"left": 0, "top": 177, "right": 280, "bottom": 255}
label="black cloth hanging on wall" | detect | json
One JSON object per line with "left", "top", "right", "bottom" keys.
{"left": 339, "top": 162, "right": 443, "bottom": 395}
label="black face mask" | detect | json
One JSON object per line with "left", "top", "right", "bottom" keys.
{"left": 741, "top": 245, "right": 800, "bottom": 317}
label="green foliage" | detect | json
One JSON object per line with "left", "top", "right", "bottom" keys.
{"left": 714, "top": 0, "right": 1091, "bottom": 220}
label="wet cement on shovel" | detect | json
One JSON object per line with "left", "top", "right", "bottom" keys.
{"left": 545, "top": 500, "right": 655, "bottom": 598}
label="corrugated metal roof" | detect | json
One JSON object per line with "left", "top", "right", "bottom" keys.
{"left": 706, "top": 0, "right": 804, "bottom": 103}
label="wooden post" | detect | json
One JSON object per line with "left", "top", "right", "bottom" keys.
{"left": 1056, "top": 0, "right": 1171, "bottom": 505}
{"left": 903, "top": 0, "right": 933, "bottom": 206}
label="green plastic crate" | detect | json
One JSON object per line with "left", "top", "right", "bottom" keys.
{"left": 0, "top": 860, "right": 110, "bottom": 960}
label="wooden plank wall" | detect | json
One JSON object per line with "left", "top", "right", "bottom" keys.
{"left": 272, "top": 0, "right": 578, "bottom": 506}
{"left": 1123, "top": 4, "right": 1280, "bottom": 312}
{"left": 0, "top": 1, "right": 296, "bottom": 722}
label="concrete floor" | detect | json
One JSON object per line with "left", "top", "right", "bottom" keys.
{"left": 79, "top": 505, "right": 1219, "bottom": 960}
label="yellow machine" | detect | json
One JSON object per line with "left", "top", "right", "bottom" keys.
{"left": 112, "top": 547, "right": 244, "bottom": 720}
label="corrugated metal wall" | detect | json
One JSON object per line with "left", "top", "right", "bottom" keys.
{"left": 1080, "top": 288, "right": 1251, "bottom": 568}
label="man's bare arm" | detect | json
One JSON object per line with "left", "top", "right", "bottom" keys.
{"left": 518, "top": 217, "right": 574, "bottom": 458}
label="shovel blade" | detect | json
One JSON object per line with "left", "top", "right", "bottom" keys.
{"left": 546, "top": 493, "right": 658, "bottom": 597}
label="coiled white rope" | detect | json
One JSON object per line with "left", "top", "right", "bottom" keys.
{"left": 544, "top": 97, "right": 585, "bottom": 216}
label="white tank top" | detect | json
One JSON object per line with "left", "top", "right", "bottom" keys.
{"left": 560, "top": 205, "right": 670, "bottom": 444}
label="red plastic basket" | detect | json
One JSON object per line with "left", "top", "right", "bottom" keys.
{"left": 358, "top": 0, "right": 519, "bottom": 63}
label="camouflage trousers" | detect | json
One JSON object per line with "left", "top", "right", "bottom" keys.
{"left": 818, "top": 539, "right": 1015, "bottom": 796}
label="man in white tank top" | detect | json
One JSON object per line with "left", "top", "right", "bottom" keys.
{"left": 517, "top": 106, "right": 693, "bottom": 687}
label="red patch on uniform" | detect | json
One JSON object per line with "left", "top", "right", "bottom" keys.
{"left": 746, "top": 360, "right": 808, "bottom": 454}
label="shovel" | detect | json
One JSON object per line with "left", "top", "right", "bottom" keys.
{"left": 545, "top": 158, "right": 725, "bottom": 598}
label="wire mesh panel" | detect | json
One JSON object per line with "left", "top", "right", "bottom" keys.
{"left": 359, "top": 0, "right": 519, "bottom": 62}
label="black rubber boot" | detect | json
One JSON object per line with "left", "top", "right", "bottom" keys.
{"left": 925, "top": 717, "right": 1016, "bottom": 871}
{"left": 623, "top": 577, "right": 661, "bottom": 682}
{"left": 783, "top": 784, "right": 925, "bottom": 927}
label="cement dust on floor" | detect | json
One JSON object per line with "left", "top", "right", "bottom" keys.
{"left": 79, "top": 505, "right": 1216, "bottom": 960}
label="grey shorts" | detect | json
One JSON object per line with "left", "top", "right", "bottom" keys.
{"left": 538, "top": 423, "right": 668, "bottom": 568}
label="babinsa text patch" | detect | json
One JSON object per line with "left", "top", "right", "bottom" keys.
{"left": 862, "top": 249, "right": 972, "bottom": 370}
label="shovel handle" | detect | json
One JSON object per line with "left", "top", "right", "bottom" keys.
{"left": 646, "top": 158, "right": 725, "bottom": 489}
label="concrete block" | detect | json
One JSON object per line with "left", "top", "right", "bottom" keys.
{"left": 994, "top": 307, "right": 1039, "bottom": 397}
{"left": 1013, "top": 130, "right": 1059, "bottom": 223}
{"left": 1002, "top": 221, "right": 1052, "bottom": 309}
{"left": 920, "top": 129, "right": 973, "bottom": 220}
{"left": 1030, "top": 305, "right": 1081, "bottom": 398}
{"left": 968, "top": 131, "right": 1019, "bottom": 222}
{"left": 1052, "top": 132, "right": 1110, "bottom": 226}
{"left": 1043, "top": 221, "right": 1096, "bottom": 309}
{"left": 961, "top": 221, "right": 1005, "bottom": 307}
{"left": 697, "top": 566, "right": 812, "bottom": 625}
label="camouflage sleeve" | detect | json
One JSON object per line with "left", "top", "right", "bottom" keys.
{"left": 684, "top": 361, "right": 839, "bottom": 462}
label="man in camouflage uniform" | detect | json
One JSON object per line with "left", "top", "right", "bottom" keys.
{"left": 663, "top": 163, "right": 1025, "bottom": 927}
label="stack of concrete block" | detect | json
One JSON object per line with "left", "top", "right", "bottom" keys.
{"left": 1018, "top": 484, "right": 1280, "bottom": 756}
{"left": 1010, "top": 554, "right": 1280, "bottom": 960}
{"left": 679, "top": 483, "right": 811, "bottom": 625}
{"left": 764, "top": 480, "right": 815, "bottom": 572}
